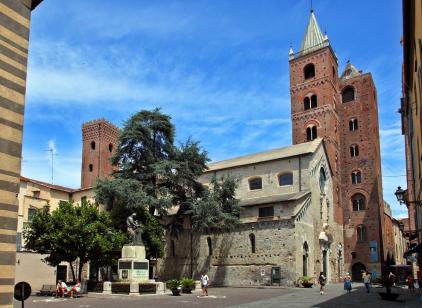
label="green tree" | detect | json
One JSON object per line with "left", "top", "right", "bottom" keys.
{"left": 23, "top": 201, "right": 126, "bottom": 281}
{"left": 96, "top": 108, "right": 240, "bottom": 257}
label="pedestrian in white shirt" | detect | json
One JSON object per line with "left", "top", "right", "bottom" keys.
{"left": 200, "top": 272, "right": 209, "bottom": 296}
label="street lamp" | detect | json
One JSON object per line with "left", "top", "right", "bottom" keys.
{"left": 399, "top": 222, "right": 405, "bottom": 234}
{"left": 395, "top": 186, "right": 406, "bottom": 205}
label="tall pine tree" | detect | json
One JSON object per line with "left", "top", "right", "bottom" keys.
{"left": 96, "top": 108, "right": 240, "bottom": 258}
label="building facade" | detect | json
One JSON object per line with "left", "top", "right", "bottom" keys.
{"left": 0, "top": 1, "right": 42, "bottom": 306}
{"left": 400, "top": 0, "right": 422, "bottom": 275}
{"left": 15, "top": 177, "right": 96, "bottom": 290}
{"left": 289, "top": 10, "right": 386, "bottom": 280}
{"left": 158, "top": 139, "right": 344, "bottom": 285}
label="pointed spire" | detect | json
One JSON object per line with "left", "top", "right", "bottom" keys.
{"left": 340, "top": 60, "right": 362, "bottom": 80}
{"left": 299, "top": 10, "right": 330, "bottom": 55}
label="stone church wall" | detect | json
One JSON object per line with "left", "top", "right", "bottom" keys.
{"left": 157, "top": 219, "right": 298, "bottom": 286}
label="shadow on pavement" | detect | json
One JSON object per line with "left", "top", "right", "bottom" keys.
{"left": 314, "top": 285, "right": 422, "bottom": 308}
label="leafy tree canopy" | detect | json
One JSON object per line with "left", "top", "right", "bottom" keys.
{"left": 96, "top": 108, "right": 240, "bottom": 256}
{"left": 23, "top": 201, "right": 126, "bottom": 281}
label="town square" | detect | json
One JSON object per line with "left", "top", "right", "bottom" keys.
{"left": 0, "top": 0, "right": 421, "bottom": 307}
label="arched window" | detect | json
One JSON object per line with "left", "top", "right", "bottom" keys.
{"left": 90, "top": 141, "right": 96, "bottom": 150}
{"left": 109, "top": 143, "right": 113, "bottom": 153}
{"left": 350, "top": 144, "right": 359, "bottom": 157}
{"left": 351, "top": 171, "right": 362, "bottom": 184}
{"left": 278, "top": 173, "right": 293, "bottom": 186}
{"left": 171, "top": 240, "right": 175, "bottom": 257}
{"left": 249, "top": 234, "right": 256, "bottom": 253}
{"left": 304, "top": 63, "right": 315, "bottom": 79}
{"left": 349, "top": 118, "right": 358, "bottom": 131}
{"left": 311, "top": 95, "right": 317, "bottom": 108}
{"left": 303, "top": 242, "right": 309, "bottom": 276}
{"left": 89, "top": 164, "right": 93, "bottom": 172}
{"left": 319, "top": 167, "right": 327, "bottom": 193}
{"left": 249, "top": 177, "right": 262, "bottom": 190}
{"left": 357, "top": 225, "right": 367, "bottom": 242}
{"left": 306, "top": 126, "right": 317, "bottom": 141}
{"left": 342, "top": 86, "right": 355, "bottom": 103}
{"left": 352, "top": 193, "right": 366, "bottom": 211}
{"left": 303, "top": 95, "right": 317, "bottom": 110}
{"left": 304, "top": 97, "right": 311, "bottom": 110}
{"left": 207, "top": 237, "right": 212, "bottom": 256}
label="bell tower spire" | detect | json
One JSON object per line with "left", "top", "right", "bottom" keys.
{"left": 299, "top": 10, "right": 329, "bottom": 56}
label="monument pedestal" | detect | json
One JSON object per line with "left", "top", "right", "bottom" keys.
{"left": 118, "top": 245, "right": 149, "bottom": 282}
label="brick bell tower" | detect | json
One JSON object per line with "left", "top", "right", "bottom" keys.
{"left": 289, "top": 10, "right": 343, "bottom": 225}
{"left": 289, "top": 10, "right": 386, "bottom": 278}
{"left": 338, "top": 62, "right": 385, "bottom": 278}
{"left": 81, "top": 119, "right": 120, "bottom": 189}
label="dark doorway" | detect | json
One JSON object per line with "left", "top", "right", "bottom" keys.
{"left": 89, "top": 263, "right": 99, "bottom": 281}
{"left": 271, "top": 267, "right": 281, "bottom": 285}
{"left": 322, "top": 250, "right": 328, "bottom": 277}
{"left": 303, "top": 242, "right": 309, "bottom": 276}
{"left": 352, "top": 262, "right": 366, "bottom": 282}
{"left": 56, "top": 265, "right": 67, "bottom": 283}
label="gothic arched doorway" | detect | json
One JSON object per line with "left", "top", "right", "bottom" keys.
{"left": 352, "top": 262, "right": 366, "bottom": 282}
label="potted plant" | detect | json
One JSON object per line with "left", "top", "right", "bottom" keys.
{"left": 378, "top": 276, "right": 400, "bottom": 301}
{"left": 298, "top": 276, "right": 314, "bottom": 288}
{"left": 166, "top": 279, "right": 181, "bottom": 296}
{"left": 181, "top": 278, "right": 195, "bottom": 293}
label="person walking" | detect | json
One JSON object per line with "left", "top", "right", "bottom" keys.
{"left": 200, "top": 272, "right": 209, "bottom": 296}
{"left": 364, "top": 271, "right": 371, "bottom": 293}
{"left": 318, "top": 272, "right": 326, "bottom": 295}
{"left": 344, "top": 273, "right": 352, "bottom": 293}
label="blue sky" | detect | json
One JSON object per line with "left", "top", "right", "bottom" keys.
{"left": 23, "top": 0, "right": 407, "bottom": 217}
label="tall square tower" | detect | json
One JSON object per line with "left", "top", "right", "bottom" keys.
{"left": 81, "top": 119, "right": 119, "bottom": 189}
{"left": 289, "top": 10, "right": 386, "bottom": 279}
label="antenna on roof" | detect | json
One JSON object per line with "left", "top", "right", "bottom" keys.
{"left": 45, "top": 148, "right": 57, "bottom": 184}
{"left": 310, "top": 0, "right": 314, "bottom": 12}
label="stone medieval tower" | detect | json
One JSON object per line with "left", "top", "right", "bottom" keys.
{"left": 289, "top": 10, "right": 386, "bottom": 279}
{"left": 81, "top": 119, "right": 119, "bottom": 189}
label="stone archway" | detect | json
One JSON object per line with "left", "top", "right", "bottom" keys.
{"left": 352, "top": 262, "right": 366, "bottom": 282}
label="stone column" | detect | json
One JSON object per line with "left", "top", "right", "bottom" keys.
{"left": 0, "top": 1, "right": 42, "bottom": 307}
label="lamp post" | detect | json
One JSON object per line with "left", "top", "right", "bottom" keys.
{"left": 395, "top": 186, "right": 422, "bottom": 244}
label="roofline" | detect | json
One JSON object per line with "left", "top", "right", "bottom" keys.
{"left": 205, "top": 139, "right": 322, "bottom": 173}
{"left": 20, "top": 176, "right": 75, "bottom": 192}
{"left": 290, "top": 45, "right": 338, "bottom": 63}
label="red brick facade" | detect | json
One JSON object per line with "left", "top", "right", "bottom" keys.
{"left": 289, "top": 13, "right": 387, "bottom": 278}
{"left": 81, "top": 119, "right": 119, "bottom": 189}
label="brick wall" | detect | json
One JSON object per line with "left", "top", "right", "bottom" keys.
{"left": 81, "top": 119, "right": 119, "bottom": 189}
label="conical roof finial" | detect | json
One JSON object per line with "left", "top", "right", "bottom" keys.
{"left": 299, "top": 9, "right": 329, "bottom": 55}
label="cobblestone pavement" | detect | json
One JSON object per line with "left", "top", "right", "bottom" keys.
{"left": 14, "top": 283, "right": 422, "bottom": 308}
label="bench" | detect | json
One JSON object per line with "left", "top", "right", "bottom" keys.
{"left": 38, "top": 285, "right": 56, "bottom": 296}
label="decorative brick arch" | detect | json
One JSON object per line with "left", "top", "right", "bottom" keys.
{"left": 347, "top": 188, "right": 370, "bottom": 201}
{"left": 304, "top": 119, "right": 321, "bottom": 129}
{"left": 348, "top": 189, "right": 370, "bottom": 211}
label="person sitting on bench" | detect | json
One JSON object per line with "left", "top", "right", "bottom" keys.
{"left": 56, "top": 280, "right": 67, "bottom": 298}
{"left": 68, "top": 280, "right": 81, "bottom": 298}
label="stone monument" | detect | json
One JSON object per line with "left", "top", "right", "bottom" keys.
{"left": 118, "top": 213, "right": 150, "bottom": 282}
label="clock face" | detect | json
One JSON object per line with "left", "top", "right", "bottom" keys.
{"left": 319, "top": 167, "right": 326, "bottom": 193}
